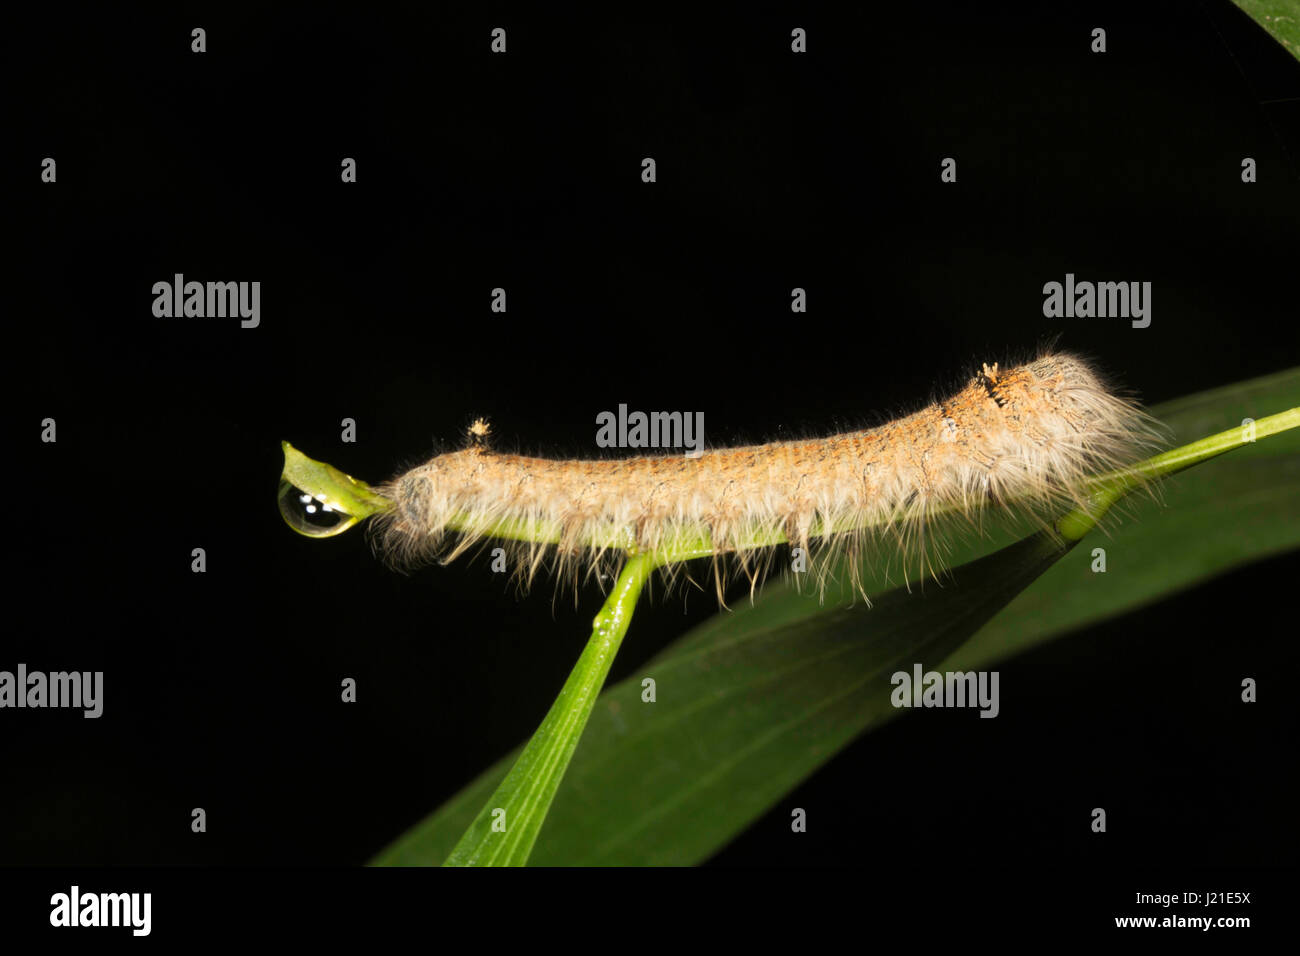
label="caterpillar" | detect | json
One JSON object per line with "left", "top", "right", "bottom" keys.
{"left": 368, "top": 350, "right": 1165, "bottom": 601}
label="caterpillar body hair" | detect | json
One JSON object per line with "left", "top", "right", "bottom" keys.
{"left": 369, "top": 351, "right": 1165, "bottom": 601}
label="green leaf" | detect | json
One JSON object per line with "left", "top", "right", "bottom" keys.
{"left": 1232, "top": 0, "right": 1300, "bottom": 62}
{"left": 278, "top": 441, "right": 392, "bottom": 538}
{"left": 439, "top": 552, "right": 660, "bottom": 866}
{"left": 374, "top": 528, "right": 1075, "bottom": 866}
{"left": 371, "top": 369, "right": 1300, "bottom": 866}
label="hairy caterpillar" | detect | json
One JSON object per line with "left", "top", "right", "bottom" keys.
{"left": 369, "top": 351, "right": 1164, "bottom": 600}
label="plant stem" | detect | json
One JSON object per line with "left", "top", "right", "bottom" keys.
{"left": 1056, "top": 406, "right": 1299, "bottom": 541}
{"left": 441, "top": 550, "right": 662, "bottom": 866}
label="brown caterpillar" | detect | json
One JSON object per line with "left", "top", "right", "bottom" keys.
{"left": 369, "top": 350, "right": 1164, "bottom": 600}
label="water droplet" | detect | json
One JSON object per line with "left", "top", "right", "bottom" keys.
{"left": 278, "top": 480, "right": 359, "bottom": 538}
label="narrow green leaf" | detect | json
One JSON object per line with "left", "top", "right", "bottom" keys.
{"left": 278, "top": 441, "right": 392, "bottom": 538}
{"left": 374, "top": 528, "right": 1074, "bottom": 866}
{"left": 438, "top": 551, "right": 661, "bottom": 866}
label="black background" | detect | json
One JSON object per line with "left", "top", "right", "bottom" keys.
{"left": 5, "top": 0, "right": 1298, "bottom": 896}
